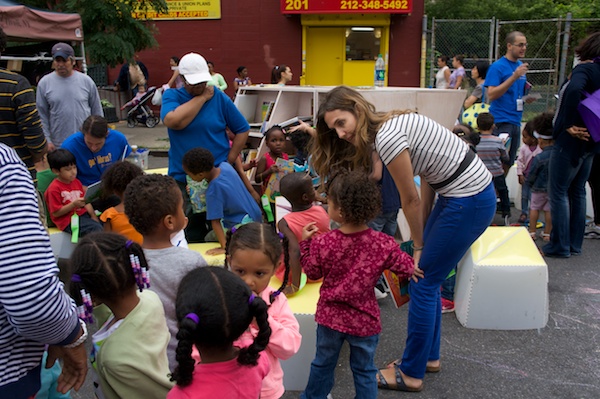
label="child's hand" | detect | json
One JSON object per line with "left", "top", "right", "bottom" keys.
{"left": 248, "top": 159, "right": 258, "bottom": 169}
{"left": 411, "top": 265, "right": 424, "bottom": 282}
{"left": 269, "top": 165, "right": 280, "bottom": 174}
{"left": 302, "top": 222, "right": 319, "bottom": 241}
{"left": 283, "top": 285, "right": 299, "bottom": 297}
{"left": 72, "top": 198, "right": 85, "bottom": 209}
{"left": 518, "top": 175, "right": 525, "bottom": 185}
{"left": 206, "top": 247, "right": 226, "bottom": 256}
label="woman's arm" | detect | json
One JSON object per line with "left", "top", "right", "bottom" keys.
{"left": 454, "top": 74, "right": 463, "bottom": 90}
{"left": 444, "top": 67, "right": 451, "bottom": 84}
{"left": 369, "top": 151, "right": 383, "bottom": 182}
{"left": 463, "top": 94, "right": 477, "bottom": 109}
{"left": 385, "top": 150, "right": 424, "bottom": 264}
{"left": 167, "top": 70, "right": 180, "bottom": 88}
{"left": 217, "top": 74, "right": 228, "bottom": 91}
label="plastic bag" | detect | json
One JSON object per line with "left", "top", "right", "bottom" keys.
{"left": 151, "top": 88, "right": 163, "bottom": 106}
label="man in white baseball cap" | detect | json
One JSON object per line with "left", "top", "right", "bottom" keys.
{"left": 36, "top": 42, "right": 103, "bottom": 150}
{"left": 161, "top": 52, "right": 256, "bottom": 242}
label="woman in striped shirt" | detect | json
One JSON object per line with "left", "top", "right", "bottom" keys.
{"left": 312, "top": 86, "right": 496, "bottom": 392}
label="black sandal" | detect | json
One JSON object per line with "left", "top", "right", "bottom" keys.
{"left": 376, "top": 366, "right": 423, "bottom": 392}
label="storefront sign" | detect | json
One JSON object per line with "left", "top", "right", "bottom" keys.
{"left": 133, "top": 0, "right": 221, "bottom": 20}
{"left": 281, "top": 0, "right": 411, "bottom": 14}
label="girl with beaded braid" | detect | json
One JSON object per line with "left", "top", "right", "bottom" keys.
{"left": 299, "top": 170, "right": 421, "bottom": 399}
{"left": 168, "top": 267, "right": 271, "bottom": 399}
{"left": 69, "top": 232, "right": 172, "bottom": 399}
{"left": 226, "top": 222, "right": 302, "bottom": 399}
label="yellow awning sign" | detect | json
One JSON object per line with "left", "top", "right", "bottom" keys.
{"left": 132, "top": 0, "right": 221, "bottom": 20}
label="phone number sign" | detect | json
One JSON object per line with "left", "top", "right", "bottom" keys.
{"left": 281, "top": 0, "right": 412, "bottom": 14}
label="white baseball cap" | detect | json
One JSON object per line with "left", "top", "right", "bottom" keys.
{"left": 178, "top": 53, "right": 212, "bottom": 85}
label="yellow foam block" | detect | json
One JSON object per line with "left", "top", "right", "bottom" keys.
{"left": 269, "top": 278, "right": 321, "bottom": 315}
{"left": 188, "top": 243, "right": 226, "bottom": 266}
{"left": 145, "top": 167, "right": 169, "bottom": 175}
{"left": 455, "top": 226, "right": 549, "bottom": 330}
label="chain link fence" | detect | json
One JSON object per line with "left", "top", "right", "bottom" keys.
{"left": 424, "top": 15, "right": 600, "bottom": 119}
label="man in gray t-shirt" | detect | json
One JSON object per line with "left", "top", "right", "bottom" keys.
{"left": 36, "top": 43, "right": 103, "bottom": 150}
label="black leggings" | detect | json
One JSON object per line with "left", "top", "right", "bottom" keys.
{"left": 589, "top": 154, "right": 600, "bottom": 225}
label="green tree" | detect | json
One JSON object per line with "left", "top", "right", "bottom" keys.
{"left": 22, "top": 0, "right": 167, "bottom": 66}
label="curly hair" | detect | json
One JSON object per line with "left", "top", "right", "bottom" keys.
{"left": 313, "top": 86, "right": 412, "bottom": 184}
{"left": 102, "top": 161, "right": 144, "bottom": 197}
{"left": 327, "top": 169, "right": 381, "bottom": 225}
{"left": 182, "top": 147, "right": 214, "bottom": 174}
{"left": 224, "top": 222, "right": 290, "bottom": 303}
{"left": 124, "top": 174, "right": 181, "bottom": 236}
{"left": 170, "top": 267, "right": 271, "bottom": 387}
{"left": 531, "top": 112, "right": 554, "bottom": 140}
{"left": 70, "top": 232, "right": 149, "bottom": 304}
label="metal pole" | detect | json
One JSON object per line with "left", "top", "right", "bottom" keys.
{"left": 489, "top": 17, "right": 495, "bottom": 64}
{"left": 420, "top": 15, "right": 428, "bottom": 88}
{"left": 429, "top": 17, "right": 436, "bottom": 88}
{"left": 80, "top": 41, "right": 88, "bottom": 74}
{"left": 494, "top": 20, "right": 500, "bottom": 60}
{"left": 558, "top": 12, "right": 572, "bottom": 89}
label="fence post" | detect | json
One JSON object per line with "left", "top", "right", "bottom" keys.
{"left": 494, "top": 19, "right": 500, "bottom": 60}
{"left": 421, "top": 15, "right": 428, "bottom": 88}
{"left": 558, "top": 12, "right": 572, "bottom": 89}
{"left": 488, "top": 17, "right": 495, "bottom": 65}
{"left": 429, "top": 17, "right": 436, "bottom": 88}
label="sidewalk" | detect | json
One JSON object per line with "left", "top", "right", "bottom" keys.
{"left": 113, "top": 120, "right": 170, "bottom": 152}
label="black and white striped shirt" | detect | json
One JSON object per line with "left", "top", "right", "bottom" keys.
{"left": 375, "top": 114, "right": 491, "bottom": 197}
{"left": 0, "top": 144, "right": 79, "bottom": 390}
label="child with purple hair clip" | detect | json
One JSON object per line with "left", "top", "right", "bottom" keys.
{"left": 70, "top": 232, "right": 172, "bottom": 399}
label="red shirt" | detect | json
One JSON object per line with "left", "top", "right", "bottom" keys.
{"left": 44, "top": 178, "right": 87, "bottom": 230}
{"left": 300, "top": 228, "right": 414, "bottom": 336}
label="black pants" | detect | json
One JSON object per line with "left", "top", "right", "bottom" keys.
{"left": 493, "top": 174, "right": 511, "bottom": 216}
{"left": 63, "top": 213, "right": 103, "bottom": 237}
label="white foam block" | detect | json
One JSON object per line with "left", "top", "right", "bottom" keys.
{"left": 454, "top": 226, "right": 548, "bottom": 330}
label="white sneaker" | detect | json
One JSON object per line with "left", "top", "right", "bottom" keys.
{"left": 375, "top": 286, "right": 388, "bottom": 300}
{"left": 584, "top": 223, "right": 600, "bottom": 239}
{"left": 327, "top": 394, "right": 333, "bottom": 399}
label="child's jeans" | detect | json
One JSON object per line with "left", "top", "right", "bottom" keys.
{"left": 301, "top": 324, "right": 379, "bottom": 399}
{"left": 441, "top": 268, "right": 456, "bottom": 301}
{"left": 520, "top": 181, "right": 531, "bottom": 218}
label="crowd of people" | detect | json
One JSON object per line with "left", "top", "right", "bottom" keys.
{"left": 1, "top": 23, "right": 599, "bottom": 399}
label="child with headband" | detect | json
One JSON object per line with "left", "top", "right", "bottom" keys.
{"left": 69, "top": 232, "right": 172, "bottom": 399}
{"left": 226, "top": 223, "right": 301, "bottom": 399}
{"left": 300, "top": 170, "right": 421, "bottom": 398}
{"left": 168, "top": 267, "right": 271, "bottom": 399}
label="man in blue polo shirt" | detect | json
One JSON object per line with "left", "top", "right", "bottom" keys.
{"left": 485, "top": 31, "right": 534, "bottom": 172}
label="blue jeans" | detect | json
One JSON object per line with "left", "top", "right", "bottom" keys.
{"left": 495, "top": 122, "right": 520, "bottom": 166}
{"left": 301, "top": 324, "right": 379, "bottom": 399}
{"left": 521, "top": 181, "right": 531, "bottom": 218}
{"left": 543, "top": 146, "right": 594, "bottom": 257}
{"left": 368, "top": 210, "right": 399, "bottom": 237}
{"left": 399, "top": 183, "right": 496, "bottom": 379}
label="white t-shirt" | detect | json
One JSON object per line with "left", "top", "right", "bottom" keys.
{"left": 375, "top": 113, "right": 491, "bottom": 197}
{"left": 435, "top": 66, "right": 449, "bottom": 89}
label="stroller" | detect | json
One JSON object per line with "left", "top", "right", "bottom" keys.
{"left": 125, "top": 86, "right": 160, "bottom": 128}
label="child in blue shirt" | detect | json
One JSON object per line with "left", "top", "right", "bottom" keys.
{"left": 183, "top": 147, "right": 262, "bottom": 255}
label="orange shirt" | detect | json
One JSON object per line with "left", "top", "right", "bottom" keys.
{"left": 100, "top": 207, "right": 143, "bottom": 244}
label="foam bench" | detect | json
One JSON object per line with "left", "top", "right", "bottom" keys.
{"left": 454, "top": 226, "right": 548, "bottom": 330}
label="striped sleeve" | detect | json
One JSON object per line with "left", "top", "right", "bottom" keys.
{"left": 14, "top": 78, "right": 46, "bottom": 156}
{"left": 0, "top": 145, "right": 78, "bottom": 346}
{"left": 375, "top": 114, "right": 491, "bottom": 198}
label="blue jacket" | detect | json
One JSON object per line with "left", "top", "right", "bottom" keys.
{"left": 526, "top": 145, "right": 553, "bottom": 193}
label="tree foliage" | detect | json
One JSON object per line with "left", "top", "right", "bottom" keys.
{"left": 425, "top": 0, "right": 599, "bottom": 20}
{"left": 21, "top": 0, "right": 168, "bottom": 66}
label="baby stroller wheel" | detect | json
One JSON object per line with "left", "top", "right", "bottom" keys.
{"left": 146, "top": 117, "right": 158, "bottom": 128}
{"left": 127, "top": 116, "right": 137, "bottom": 128}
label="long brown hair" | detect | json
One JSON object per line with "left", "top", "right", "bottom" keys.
{"left": 312, "top": 86, "right": 411, "bottom": 182}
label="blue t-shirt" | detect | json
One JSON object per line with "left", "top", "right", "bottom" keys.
{"left": 160, "top": 87, "right": 250, "bottom": 183}
{"left": 484, "top": 56, "right": 527, "bottom": 125}
{"left": 61, "top": 130, "right": 131, "bottom": 186}
{"left": 380, "top": 166, "right": 401, "bottom": 213}
{"left": 205, "top": 162, "right": 262, "bottom": 228}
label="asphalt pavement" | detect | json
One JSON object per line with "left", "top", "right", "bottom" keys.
{"left": 68, "top": 123, "right": 600, "bottom": 399}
